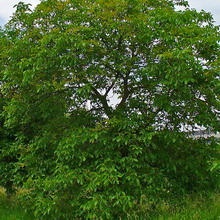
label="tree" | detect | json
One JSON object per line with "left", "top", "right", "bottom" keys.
{"left": 0, "top": 0, "right": 219, "bottom": 218}
{"left": 0, "top": 28, "right": 21, "bottom": 197}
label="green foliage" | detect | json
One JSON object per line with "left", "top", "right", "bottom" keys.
{"left": 154, "top": 191, "right": 220, "bottom": 220}
{"left": 0, "top": 188, "right": 34, "bottom": 220}
{"left": 0, "top": 0, "right": 219, "bottom": 219}
{"left": 0, "top": 188, "right": 219, "bottom": 220}
{"left": 0, "top": 33, "right": 21, "bottom": 196}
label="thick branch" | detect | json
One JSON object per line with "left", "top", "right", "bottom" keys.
{"left": 104, "top": 79, "right": 116, "bottom": 97}
{"left": 91, "top": 87, "right": 112, "bottom": 118}
{"left": 116, "top": 73, "right": 130, "bottom": 110}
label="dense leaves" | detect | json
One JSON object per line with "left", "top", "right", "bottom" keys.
{"left": 0, "top": 0, "right": 219, "bottom": 219}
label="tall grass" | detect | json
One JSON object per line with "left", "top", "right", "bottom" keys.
{"left": 0, "top": 187, "right": 219, "bottom": 219}
{"left": 152, "top": 192, "right": 220, "bottom": 220}
{"left": 0, "top": 188, "right": 33, "bottom": 220}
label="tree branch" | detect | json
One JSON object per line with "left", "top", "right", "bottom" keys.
{"left": 116, "top": 73, "right": 130, "bottom": 110}
{"left": 104, "top": 79, "right": 116, "bottom": 97}
{"left": 91, "top": 87, "right": 112, "bottom": 118}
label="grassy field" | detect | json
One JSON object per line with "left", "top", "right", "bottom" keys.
{"left": 0, "top": 188, "right": 219, "bottom": 220}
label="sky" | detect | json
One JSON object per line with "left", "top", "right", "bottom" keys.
{"left": 0, "top": 0, "right": 219, "bottom": 27}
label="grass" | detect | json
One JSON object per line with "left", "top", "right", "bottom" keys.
{"left": 152, "top": 192, "right": 220, "bottom": 220}
{"left": 0, "top": 188, "right": 33, "bottom": 220}
{"left": 0, "top": 187, "right": 219, "bottom": 220}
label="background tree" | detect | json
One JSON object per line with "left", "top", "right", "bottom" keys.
{"left": 0, "top": 0, "right": 219, "bottom": 218}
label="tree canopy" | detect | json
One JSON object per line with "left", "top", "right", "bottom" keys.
{"left": 0, "top": 0, "right": 219, "bottom": 219}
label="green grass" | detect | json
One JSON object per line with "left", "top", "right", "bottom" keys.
{"left": 0, "top": 188, "right": 219, "bottom": 220}
{"left": 0, "top": 188, "right": 33, "bottom": 220}
{"left": 152, "top": 192, "right": 220, "bottom": 220}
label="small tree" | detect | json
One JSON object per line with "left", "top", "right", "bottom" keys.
{"left": 1, "top": 0, "right": 219, "bottom": 218}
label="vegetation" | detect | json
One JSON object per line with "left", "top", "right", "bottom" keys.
{"left": 0, "top": 0, "right": 219, "bottom": 219}
{"left": 0, "top": 188, "right": 34, "bottom": 220}
{"left": 0, "top": 188, "right": 219, "bottom": 220}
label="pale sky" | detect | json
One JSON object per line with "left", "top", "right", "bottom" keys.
{"left": 0, "top": 0, "right": 219, "bottom": 26}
